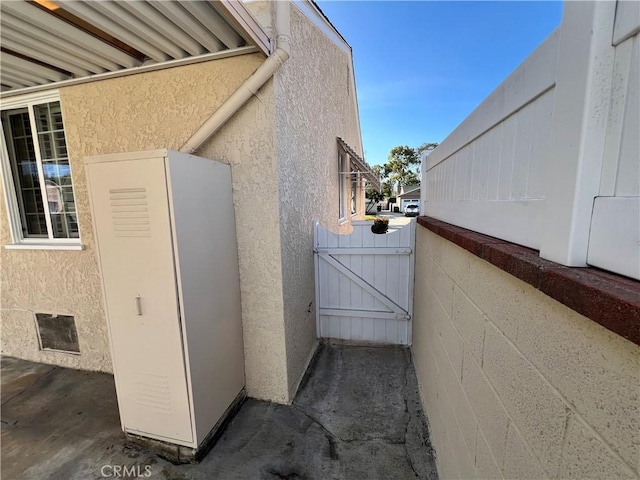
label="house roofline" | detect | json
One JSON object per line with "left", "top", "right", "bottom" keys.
{"left": 292, "top": 0, "right": 351, "bottom": 54}
{"left": 400, "top": 185, "right": 421, "bottom": 196}
{"left": 307, "top": 0, "right": 351, "bottom": 49}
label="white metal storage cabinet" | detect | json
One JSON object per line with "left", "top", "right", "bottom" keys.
{"left": 85, "top": 149, "right": 245, "bottom": 451}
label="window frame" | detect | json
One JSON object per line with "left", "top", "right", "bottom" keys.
{"left": 1, "top": 90, "right": 83, "bottom": 250}
{"left": 350, "top": 169, "right": 361, "bottom": 217}
{"left": 338, "top": 149, "right": 348, "bottom": 223}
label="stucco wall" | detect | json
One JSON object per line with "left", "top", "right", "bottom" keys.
{"left": 0, "top": 54, "right": 282, "bottom": 388}
{"left": 0, "top": 186, "right": 112, "bottom": 372}
{"left": 195, "top": 79, "right": 291, "bottom": 403}
{"left": 274, "top": 6, "right": 365, "bottom": 399}
{"left": 1, "top": 5, "right": 368, "bottom": 405}
{"left": 412, "top": 226, "right": 640, "bottom": 479}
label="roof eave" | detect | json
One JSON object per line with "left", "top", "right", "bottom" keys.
{"left": 217, "top": 0, "right": 271, "bottom": 55}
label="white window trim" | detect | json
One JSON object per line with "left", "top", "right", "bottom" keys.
{"left": 350, "top": 171, "right": 361, "bottom": 218}
{"left": 338, "top": 151, "right": 348, "bottom": 224}
{"left": 0, "top": 89, "right": 83, "bottom": 249}
{"left": 5, "top": 243, "right": 85, "bottom": 251}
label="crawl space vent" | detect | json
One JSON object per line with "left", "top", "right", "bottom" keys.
{"left": 35, "top": 313, "right": 80, "bottom": 353}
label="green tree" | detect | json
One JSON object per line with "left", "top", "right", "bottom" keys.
{"left": 365, "top": 165, "right": 386, "bottom": 202}
{"left": 367, "top": 142, "right": 439, "bottom": 205}
{"left": 384, "top": 145, "right": 421, "bottom": 192}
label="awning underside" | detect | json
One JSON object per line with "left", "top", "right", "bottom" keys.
{"left": 0, "top": 0, "right": 266, "bottom": 93}
{"left": 337, "top": 137, "right": 380, "bottom": 191}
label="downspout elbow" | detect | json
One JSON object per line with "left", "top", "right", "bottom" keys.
{"left": 243, "top": 46, "right": 289, "bottom": 96}
{"left": 179, "top": 2, "right": 291, "bottom": 155}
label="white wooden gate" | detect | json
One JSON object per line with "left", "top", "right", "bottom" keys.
{"left": 314, "top": 220, "right": 416, "bottom": 345}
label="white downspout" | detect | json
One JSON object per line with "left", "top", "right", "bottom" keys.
{"left": 179, "top": 1, "right": 291, "bottom": 154}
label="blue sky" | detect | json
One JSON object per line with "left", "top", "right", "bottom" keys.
{"left": 316, "top": 1, "right": 564, "bottom": 166}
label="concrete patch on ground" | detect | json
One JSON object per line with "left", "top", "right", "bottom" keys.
{"left": 1, "top": 344, "right": 438, "bottom": 479}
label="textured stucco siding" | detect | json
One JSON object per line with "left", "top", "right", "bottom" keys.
{"left": 274, "top": 6, "right": 365, "bottom": 399}
{"left": 195, "top": 78, "right": 290, "bottom": 403}
{"left": 412, "top": 227, "right": 640, "bottom": 479}
{"left": 1, "top": 4, "right": 368, "bottom": 405}
{"left": 0, "top": 189, "right": 112, "bottom": 372}
{"left": 0, "top": 55, "right": 274, "bottom": 382}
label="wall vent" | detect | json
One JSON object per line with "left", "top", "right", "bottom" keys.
{"left": 35, "top": 313, "right": 80, "bottom": 354}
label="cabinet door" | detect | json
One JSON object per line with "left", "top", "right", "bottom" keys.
{"left": 87, "top": 157, "right": 192, "bottom": 444}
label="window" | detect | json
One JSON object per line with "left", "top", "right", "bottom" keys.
{"left": 338, "top": 151, "right": 347, "bottom": 221}
{"left": 350, "top": 169, "right": 358, "bottom": 216}
{"left": 1, "top": 95, "right": 79, "bottom": 246}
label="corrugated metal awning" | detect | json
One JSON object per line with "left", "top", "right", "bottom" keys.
{"left": 0, "top": 0, "right": 270, "bottom": 94}
{"left": 337, "top": 137, "right": 380, "bottom": 191}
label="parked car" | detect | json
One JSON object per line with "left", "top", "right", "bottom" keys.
{"left": 404, "top": 204, "right": 419, "bottom": 217}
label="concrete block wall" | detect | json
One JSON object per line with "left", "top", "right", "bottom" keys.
{"left": 412, "top": 227, "right": 640, "bottom": 479}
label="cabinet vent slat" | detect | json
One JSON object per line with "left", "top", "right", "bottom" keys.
{"left": 109, "top": 188, "right": 151, "bottom": 237}
{"left": 133, "top": 373, "right": 172, "bottom": 414}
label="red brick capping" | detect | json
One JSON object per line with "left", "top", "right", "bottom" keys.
{"left": 417, "top": 216, "right": 640, "bottom": 346}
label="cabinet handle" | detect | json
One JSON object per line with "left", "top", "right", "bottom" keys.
{"left": 135, "top": 295, "right": 143, "bottom": 316}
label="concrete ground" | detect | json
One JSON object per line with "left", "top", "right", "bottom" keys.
{"left": 1, "top": 343, "right": 438, "bottom": 480}
{"left": 386, "top": 214, "right": 414, "bottom": 227}
{"left": 367, "top": 211, "right": 414, "bottom": 229}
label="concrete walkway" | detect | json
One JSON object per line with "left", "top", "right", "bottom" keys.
{"left": 1, "top": 343, "right": 438, "bottom": 479}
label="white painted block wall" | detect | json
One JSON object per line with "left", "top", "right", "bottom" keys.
{"left": 423, "top": 30, "right": 558, "bottom": 250}
{"left": 423, "top": 0, "right": 640, "bottom": 280}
